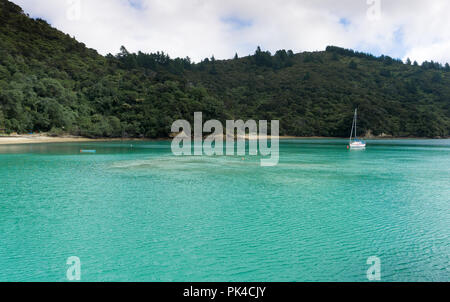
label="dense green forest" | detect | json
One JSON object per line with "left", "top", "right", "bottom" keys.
{"left": 0, "top": 0, "right": 449, "bottom": 138}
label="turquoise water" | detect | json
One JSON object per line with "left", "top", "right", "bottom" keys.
{"left": 0, "top": 139, "right": 449, "bottom": 282}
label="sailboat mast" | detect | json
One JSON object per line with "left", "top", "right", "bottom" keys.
{"left": 355, "top": 109, "right": 357, "bottom": 139}
{"left": 350, "top": 109, "right": 355, "bottom": 143}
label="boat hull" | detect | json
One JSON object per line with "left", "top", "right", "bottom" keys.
{"left": 350, "top": 143, "right": 366, "bottom": 150}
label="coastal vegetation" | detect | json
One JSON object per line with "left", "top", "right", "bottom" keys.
{"left": 0, "top": 0, "right": 449, "bottom": 138}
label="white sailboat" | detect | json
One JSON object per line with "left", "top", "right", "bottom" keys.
{"left": 349, "top": 109, "right": 366, "bottom": 150}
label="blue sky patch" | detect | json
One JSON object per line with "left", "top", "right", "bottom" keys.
{"left": 221, "top": 16, "right": 253, "bottom": 30}
{"left": 339, "top": 18, "right": 351, "bottom": 28}
{"left": 128, "top": 0, "right": 143, "bottom": 10}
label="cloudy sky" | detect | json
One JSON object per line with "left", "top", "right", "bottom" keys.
{"left": 12, "top": 0, "right": 450, "bottom": 63}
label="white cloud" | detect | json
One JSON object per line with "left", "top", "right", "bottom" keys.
{"left": 404, "top": 42, "right": 450, "bottom": 65}
{"left": 11, "top": 0, "right": 450, "bottom": 64}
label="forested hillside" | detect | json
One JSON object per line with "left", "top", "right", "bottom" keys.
{"left": 1, "top": 0, "right": 449, "bottom": 138}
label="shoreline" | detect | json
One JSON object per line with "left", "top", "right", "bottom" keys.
{"left": 0, "top": 134, "right": 448, "bottom": 145}
{"left": 0, "top": 135, "right": 146, "bottom": 145}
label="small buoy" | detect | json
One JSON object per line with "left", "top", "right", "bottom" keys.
{"left": 347, "top": 145, "right": 349, "bottom": 149}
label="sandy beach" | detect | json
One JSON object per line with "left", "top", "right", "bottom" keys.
{"left": 0, "top": 134, "right": 141, "bottom": 145}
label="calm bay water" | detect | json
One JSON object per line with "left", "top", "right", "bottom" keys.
{"left": 0, "top": 139, "right": 449, "bottom": 282}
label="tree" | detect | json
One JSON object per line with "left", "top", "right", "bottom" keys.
{"left": 117, "top": 46, "right": 137, "bottom": 69}
{"left": 0, "top": 108, "right": 5, "bottom": 132}
{"left": 118, "top": 45, "right": 130, "bottom": 58}
{"left": 254, "top": 46, "right": 273, "bottom": 67}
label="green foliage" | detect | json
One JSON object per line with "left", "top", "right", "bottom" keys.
{"left": 0, "top": 0, "right": 449, "bottom": 138}
{"left": 348, "top": 60, "right": 357, "bottom": 69}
